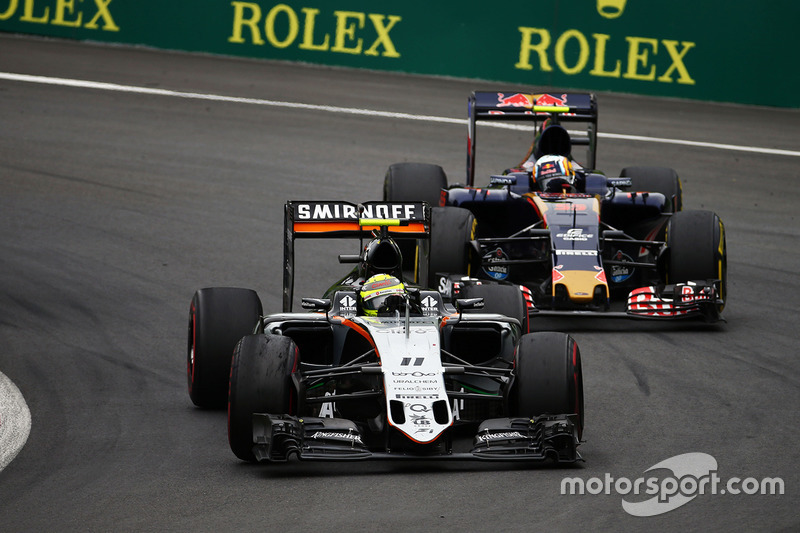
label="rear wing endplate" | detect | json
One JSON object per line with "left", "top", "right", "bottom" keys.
{"left": 283, "top": 201, "right": 431, "bottom": 312}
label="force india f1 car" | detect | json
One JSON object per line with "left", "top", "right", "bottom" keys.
{"left": 187, "top": 201, "right": 583, "bottom": 463}
{"left": 383, "top": 91, "right": 727, "bottom": 322}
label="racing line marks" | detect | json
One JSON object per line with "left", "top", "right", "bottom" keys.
{"left": 1, "top": 72, "right": 798, "bottom": 158}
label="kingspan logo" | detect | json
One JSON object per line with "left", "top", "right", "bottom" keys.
{"left": 561, "top": 452, "right": 785, "bottom": 516}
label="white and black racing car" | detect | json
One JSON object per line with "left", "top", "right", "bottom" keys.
{"left": 186, "top": 201, "right": 584, "bottom": 463}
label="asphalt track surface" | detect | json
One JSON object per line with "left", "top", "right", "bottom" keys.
{"left": 1, "top": 34, "right": 798, "bottom": 531}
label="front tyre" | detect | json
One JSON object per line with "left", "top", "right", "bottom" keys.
{"left": 509, "top": 332, "right": 583, "bottom": 440}
{"left": 666, "top": 209, "right": 727, "bottom": 311}
{"left": 228, "top": 335, "right": 298, "bottom": 462}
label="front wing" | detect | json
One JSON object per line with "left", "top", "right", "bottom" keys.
{"left": 251, "top": 414, "right": 581, "bottom": 463}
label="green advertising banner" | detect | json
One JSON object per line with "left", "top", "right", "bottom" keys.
{"left": 1, "top": 0, "right": 798, "bottom": 107}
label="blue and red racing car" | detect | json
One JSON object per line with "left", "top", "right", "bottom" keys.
{"left": 384, "top": 91, "right": 726, "bottom": 322}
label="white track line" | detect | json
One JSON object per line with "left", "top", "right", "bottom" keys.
{"left": 0, "top": 371, "right": 32, "bottom": 473}
{"left": 1, "top": 72, "right": 798, "bottom": 158}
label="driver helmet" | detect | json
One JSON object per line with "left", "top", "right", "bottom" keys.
{"left": 534, "top": 154, "right": 575, "bottom": 192}
{"left": 360, "top": 274, "right": 406, "bottom": 316}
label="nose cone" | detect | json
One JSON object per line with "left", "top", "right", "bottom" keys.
{"left": 554, "top": 270, "right": 609, "bottom": 303}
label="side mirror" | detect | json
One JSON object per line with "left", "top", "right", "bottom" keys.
{"left": 338, "top": 254, "right": 361, "bottom": 264}
{"left": 455, "top": 297, "right": 484, "bottom": 312}
{"left": 301, "top": 298, "right": 332, "bottom": 311}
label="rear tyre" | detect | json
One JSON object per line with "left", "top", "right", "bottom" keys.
{"left": 424, "top": 207, "right": 475, "bottom": 289}
{"left": 187, "top": 287, "right": 262, "bottom": 409}
{"left": 620, "top": 166, "right": 683, "bottom": 213}
{"left": 460, "top": 283, "right": 529, "bottom": 334}
{"left": 228, "top": 334, "right": 298, "bottom": 462}
{"left": 509, "top": 332, "right": 583, "bottom": 440}
{"left": 384, "top": 163, "right": 448, "bottom": 272}
{"left": 666, "top": 209, "right": 727, "bottom": 311}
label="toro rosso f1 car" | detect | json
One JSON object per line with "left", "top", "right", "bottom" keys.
{"left": 187, "top": 201, "right": 584, "bottom": 463}
{"left": 383, "top": 91, "right": 726, "bottom": 322}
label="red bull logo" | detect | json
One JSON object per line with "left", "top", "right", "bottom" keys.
{"left": 533, "top": 93, "right": 568, "bottom": 106}
{"left": 496, "top": 92, "right": 533, "bottom": 107}
{"left": 496, "top": 92, "right": 568, "bottom": 109}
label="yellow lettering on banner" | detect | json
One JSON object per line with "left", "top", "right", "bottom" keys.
{"left": 0, "top": 0, "right": 18, "bottom": 20}
{"left": 515, "top": 27, "right": 553, "bottom": 71}
{"left": 623, "top": 36, "right": 658, "bottom": 81}
{"left": 264, "top": 4, "right": 298, "bottom": 49}
{"left": 364, "top": 14, "right": 401, "bottom": 57}
{"left": 229, "top": 1, "right": 264, "bottom": 44}
{"left": 299, "top": 7, "right": 329, "bottom": 51}
{"left": 52, "top": 0, "right": 81, "bottom": 27}
{"left": 332, "top": 10, "right": 364, "bottom": 54}
{"left": 658, "top": 40, "right": 695, "bottom": 84}
{"left": 84, "top": 0, "right": 118, "bottom": 31}
{"left": 554, "top": 29, "right": 589, "bottom": 75}
{"left": 20, "top": 0, "right": 48, "bottom": 23}
{"left": 589, "top": 33, "right": 621, "bottom": 77}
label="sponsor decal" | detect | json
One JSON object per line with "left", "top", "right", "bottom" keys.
{"left": 229, "top": 4, "right": 401, "bottom": 58}
{"left": 310, "top": 431, "right": 363, "bottom": 444}
{"left": 392, "top": 371, "right": 437, "bottom": 377}
{"left": 515, "top": 3, "right": 696, "bottom": 86}
{"left": 497, "top": 92, "right": 568, "bottom": 108}
{"left": 557, "top": 228, "right": 593, "bottom": 241}
{"left": 483, "top": 247, "right": 510, "bottom": 281}
{"left": 318, "top": 391, "right": 335, "bottom": 418}
{"left": 597, "top": 0, "right": 627, "bottom": 19}
{"left": 338, "top": 294, "right": 357, "bottom": 314}
{"left": 437, "top": 276, "right": 453, "bottom": 298}
{"left": 476, "top": 431, "right": 525, "bottom": 442}
{"left": 0, "top": 0, "right": 119, "bottom": 32}
{"left": 420, "top": 295, "right": 439, "bottom": 315}
{"left": 610, "top": 250, "right": 635, "bottom": 283}
{"left": 294, "top": 202, "right": 419, "bottom": 221}
{"left": 558, "top": 250, "right": 598, "bottom": 256}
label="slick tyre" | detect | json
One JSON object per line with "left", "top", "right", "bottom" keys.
{"left": 384, "top": 163, "right": 448, "bottom": 272}
{"left": 425, "top": 207, "right": 475, "bottom": 289}
{"left": 621, "top": 166, "right": 683, "bottom": 213}
{"left": 460, "top": 283, "right": 530, "bottom": 334}
{"left": 187, "top": 287, "right": 262, "bottom": 409}
{"left": 228, "top": 335, "right": 298, "bottom": 462}
{"left": 666, "top": 209, "right": 727, "bottom": 311}
{"left": 510, "top": 332, "right": 583, "bottom": 440}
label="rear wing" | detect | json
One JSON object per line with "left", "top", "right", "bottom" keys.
{"left": 283, "top": 201, "right": 431, "bottom": 312}
{"left": 467, "top": 91, "right": 598, "bottom": 185}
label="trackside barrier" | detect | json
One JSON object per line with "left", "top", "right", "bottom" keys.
{"left": 1, "top": 0, "right": 797, "bottom": 107}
